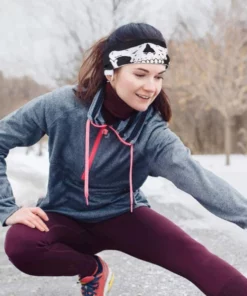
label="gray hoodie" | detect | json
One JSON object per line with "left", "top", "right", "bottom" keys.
{"left": 0, "top": 85, "right": 247, "bottom": 228}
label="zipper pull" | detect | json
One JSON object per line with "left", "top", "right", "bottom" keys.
{"left": 102, "top": 128, "right": 108, "bottom": 136}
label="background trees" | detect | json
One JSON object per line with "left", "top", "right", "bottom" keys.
{"left": 0, "top": 0, "right": 246, "bottom": 161}
{"left": 166, "top": 0, "right": 247, "bottom": 164}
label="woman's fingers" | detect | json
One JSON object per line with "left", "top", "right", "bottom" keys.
{"left": 22, "top": 220, "right": 37, "bottom": 230}
{"left": 29, "top": 213, "right": 49, "bottom": 232}
{"left": 30, "top": 207, "right": 49, "bottom": 221}
{"left": 5, "top": 207, "right": 50, "bottom": 232}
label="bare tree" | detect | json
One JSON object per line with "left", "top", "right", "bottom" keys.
{"left": 237, "top": 128, "right": 247, "bottom": 155}
{"left": 168, "top": 1, "right": 247, "bottom": 165}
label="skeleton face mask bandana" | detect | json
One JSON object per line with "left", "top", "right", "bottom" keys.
{"left": 103, "top": 38, "right": 170, "bottom": 76}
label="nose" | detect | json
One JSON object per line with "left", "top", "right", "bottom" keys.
{"left": 143, "top": 79, "right": 156, "bottom": 93}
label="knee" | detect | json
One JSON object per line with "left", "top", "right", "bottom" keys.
{"left": 4, "top": 224, "right": 40, "bottom": 272}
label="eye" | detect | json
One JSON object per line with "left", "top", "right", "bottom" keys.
{"left": 156, "top": 76, "right": 164, "bottom": 80}
{"left": 135, "top": 74, "right": 145, "bottom": 77}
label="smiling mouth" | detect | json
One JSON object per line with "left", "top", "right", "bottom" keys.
{"left": 136, "top": 94, "right": 151, "bottom": 100}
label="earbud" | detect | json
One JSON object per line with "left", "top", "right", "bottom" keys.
{"left": 105, "top": 71, "right": 114, "bottom": 83}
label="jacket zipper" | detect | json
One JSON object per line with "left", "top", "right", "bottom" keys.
{"left": 81, "top": 128, "right": 108, "bottom": 180}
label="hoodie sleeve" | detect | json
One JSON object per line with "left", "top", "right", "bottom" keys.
{"left": 0, "top": 93, "right": 51, "bottom": 226}
{"left": 146, "top": 122, "right": 247, "bottom": 229}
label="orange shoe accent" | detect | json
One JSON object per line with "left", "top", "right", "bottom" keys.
{"left": 79, "top": 256, "right": 114, "bottom": 296}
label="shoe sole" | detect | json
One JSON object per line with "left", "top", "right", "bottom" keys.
{"left": 104, "top": 268, "right": 114, "bottom": 296}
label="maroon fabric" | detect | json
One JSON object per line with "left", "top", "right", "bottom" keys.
{"left": 218, "top": 275, "right": 247, "bottom": 296}
{"left": 4, "top": 207, "right": 247, "bottom": 295}
{"left": 102, "top": 82, "right": 137, "bottom": 124}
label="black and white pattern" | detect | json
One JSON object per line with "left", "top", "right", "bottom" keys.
{"left": 103, "top": 39, "right": 170, "bottom": 75}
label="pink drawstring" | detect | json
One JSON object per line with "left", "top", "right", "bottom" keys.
{"left": 129, "top": 145, "right": 134, "bottom": 212}
{"left": 83, "top": 120, "right": 107, "bottom": 206}
{"left": 84, "top": 119, "right": 91, "bottom": 205}
{"left": 84, "top": 120, "right": 134, "bottom": 212}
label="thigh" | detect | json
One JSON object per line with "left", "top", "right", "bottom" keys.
{"left": 5, "top": 212, "right": 106, "bottom": 257}
{"left": 87, "top": 207, "right": 209, "bottom": 270}
{"left": 96, "top": 208, "right": 247, "bottom": 296}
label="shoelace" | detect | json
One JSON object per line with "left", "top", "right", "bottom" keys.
{"left": 79, "top": 275, "right": 101, "bottom": 296}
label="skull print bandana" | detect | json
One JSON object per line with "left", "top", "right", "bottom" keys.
{"left": 103, "top": 38, "right": 170, "bottom": 75}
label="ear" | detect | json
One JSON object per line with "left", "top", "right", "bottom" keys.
{"left": 105, "top": 75, "right": 113, "bottom": 82}
{"left": 104, "top": 69, "right": 115, "bottom": 82}
{"left": 105, "top": 74, "right": 115, "bottom": 82}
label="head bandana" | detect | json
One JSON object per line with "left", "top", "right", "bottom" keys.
{"left": 103, "top": 38, "right": 170, "bottom": 76}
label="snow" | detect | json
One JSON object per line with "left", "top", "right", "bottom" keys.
{"left": 8, "top": 146, "right": 49, "bottom": 177}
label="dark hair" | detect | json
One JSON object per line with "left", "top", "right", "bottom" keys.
{"left": 76, "top": 23, "right": 172, "bottom": 122}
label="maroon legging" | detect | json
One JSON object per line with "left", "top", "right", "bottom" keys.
{"left": 4, "top": 207, "right": 247, "bottom": 296}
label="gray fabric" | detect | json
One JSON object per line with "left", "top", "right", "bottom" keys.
{"left": 0, "top": 85, "right": 247, "bottom": 228}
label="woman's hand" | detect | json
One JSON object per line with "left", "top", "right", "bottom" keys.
{"left": 5, "top": 207, "right": 49, "bottom": 232}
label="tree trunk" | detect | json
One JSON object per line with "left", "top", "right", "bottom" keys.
{"left": 224, "top": 117, "right": 233, "bottom": 165}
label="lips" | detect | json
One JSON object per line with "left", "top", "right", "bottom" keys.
{"left": 136, "top": 94, "right": 150, "bottom": 100}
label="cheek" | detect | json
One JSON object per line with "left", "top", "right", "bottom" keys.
{"left": 153, "top": 86, "right": 162, "bottom": 100}
{"left": 118, "top": 78, "right": 138, "bottom": 93}
{"left": 115, "top": 81, "right": 131, "bottom": 99}
{"left": 156, "top": 83, "right": 163, "bottom": 93}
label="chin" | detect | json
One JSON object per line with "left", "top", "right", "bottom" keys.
{"left": 133, "top": 105, "right": 149, "bottom": 112}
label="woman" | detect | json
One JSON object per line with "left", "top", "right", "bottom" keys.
{"left": 1, "top": 23, "right": 247, "bottom": 296}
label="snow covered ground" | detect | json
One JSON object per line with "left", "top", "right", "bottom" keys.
{"left": 1, "top": 146, "right": 247, "bottom": 295}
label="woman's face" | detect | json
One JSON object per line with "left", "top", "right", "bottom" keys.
{"left": 106, "top": 63, "right": 166, "bottom": 112}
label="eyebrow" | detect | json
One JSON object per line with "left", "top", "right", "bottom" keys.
{"left": 135, "top": 68, "right": 166, "bottom": 74}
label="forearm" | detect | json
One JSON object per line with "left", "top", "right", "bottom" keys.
{"left": 0, "top": 199, "right": 21, "bottom": 226}
{"left": 171, "top": 158, "right": 247, "bottom": 229}
{"left": 0, "top": 155, "right": 20, "bottom": 226}
{"left": 0, "top": 97, "right": 47, "bottom": 227}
